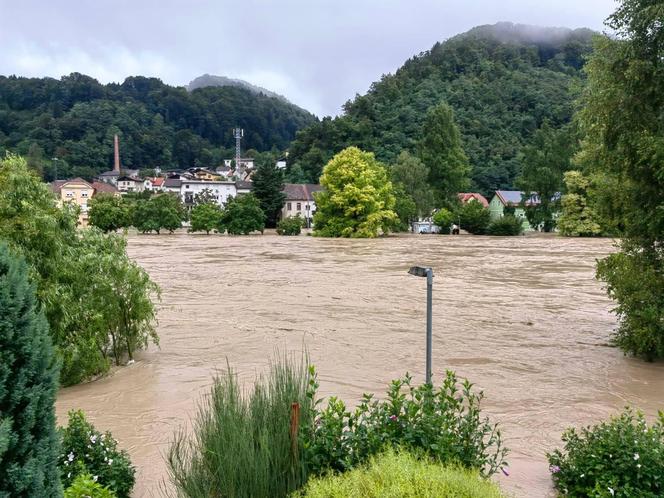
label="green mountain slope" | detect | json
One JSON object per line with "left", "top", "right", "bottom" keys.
{"left": 288, "top": 23, "right": 594, "bottom": 194}
{"left": 0, "top": 74, "right": 316, "bottom": 179}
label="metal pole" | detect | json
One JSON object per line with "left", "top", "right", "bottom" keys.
{"left": 426, "top": 268, "right": 433, "bottom": 385}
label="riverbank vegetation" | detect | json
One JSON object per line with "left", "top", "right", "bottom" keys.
{"left": 548, "top": 408, "right": 664, "bottom": 497}
{"left": 297, "top": 449, "right": 507, "bottom": 498}
{"left": 167, "top": 355, "right": 507, "bottom": 497}
{"left": 0, "top": 154, "right": 160, "bottom": 385}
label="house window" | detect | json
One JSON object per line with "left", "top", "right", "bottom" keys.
{"left": 297, "top": 202, "right": 301, "bottom": 211}
{"left": 81, "top": 192, "right": 89, "bottom": 197}
{"left": 305, "top": 204, "right": 310, "bottom": 211}
{"left": 185, "top": 184, "right": 190, "bottom": 189}
{"left": 65, "top": 191, "right": 74, "bottom": 198}
{"left": 287, "top": 202, "right": 292, "bottom": 210}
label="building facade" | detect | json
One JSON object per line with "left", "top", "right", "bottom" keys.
{"left": 281, "top": 184, "right": 323, "bottom": 228}
{"left": 51, "top": 178, "right": 119, "bottom": 226}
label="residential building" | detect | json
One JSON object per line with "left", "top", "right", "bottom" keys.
{"left": 144, "top": 177, "right": 165, "bottom": 192}
{"left": 488, "top": 190, "right": 537, "bottom": 231}
{"left": 235, "top": 180, "right": 253, "bottom": 196}
{"left": 97, "top": 168, "right": 139, "bottom": 186}
{"left": 191, "top": 168, "right": 223, "bottom": 181}
{"left": 51, "top": 178, "right": 119, "bottom": 226}
{"left": 281, "top": 183, "right": 323, "bottom": 228}
{"left": 458, "top": 192, "right": 489, "bottom": 208}
{"left": 117, "top": 176, "right": 145, "bottom": 193}
{"left": 179, "top": 180, "right": 237, "bottom": 208}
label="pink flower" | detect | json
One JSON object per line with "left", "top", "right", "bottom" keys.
{"left": 501, "top": 467, "right": 510, "bottom": 477}
{"left": 389, "top": 415, "right": 398, "bottom": 422}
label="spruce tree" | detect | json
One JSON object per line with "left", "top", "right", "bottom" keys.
{"left": 0, "top": 244, "right": 62, "bottom": 497}
{"left": 252, "top": 159, "right": 286, "bottom": 228}
{"left": 417, "top": 103, "right": 471, "bottom": 207}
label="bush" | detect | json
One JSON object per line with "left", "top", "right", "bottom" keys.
{"left": 167, "top": 356, "right": 315, "bottom": 498}
{"left": 296, "top": 448, "right": 506, "bottom": 497}
{"left": 0, "top": 244, "right": 62, "bottom": 497}
{"left": 486, "top": 215, "right": 524, "bottom": 236}
{"left": 432, "top": 208, "right": 454, "bottom": 234}
{"left": 458, "top": 201, "right": 491, "bottom": 234}
{"left": 64, "top": 474, "right": 117, "bottom": 498}
{"left": 306, "top": 371, "right": 508, "bottom": 478}
{"left": 596, "top": 248, "right": 664, "bottom": 360}
{"left": 59, "top": 410, "right": 135, "bottom": 498}
{"left": 277, "top": 215, "right": 304, "bottom": 236}
{"left": 547, "top": 408, "right": 664, "bottom": 497}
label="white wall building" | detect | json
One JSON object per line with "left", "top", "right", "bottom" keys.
{"left": 179, "top": 180, "right": 237, "bottom": 208}
{"left": 117, "top": 176, "right": 145, "bottom": 193}
{"left": 281, "top": 184, "right": 323, "bottom": 228}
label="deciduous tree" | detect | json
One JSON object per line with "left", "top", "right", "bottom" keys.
{"left": 313, "top": 147, "right": 397, "bottom": 238}
{"left": 218, "top": 194, "right": 266, "bottom": 235}
{"left": 88, "top": 194, "right": 132, "bottom": 232}
{"left": 390, "top": 151, "right": 435, "bottom": 219}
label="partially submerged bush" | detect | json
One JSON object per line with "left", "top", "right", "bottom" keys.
{"left": 59, "top": 410, "right": 135, "bottom": 498}
{"left": 547, "top": 408, "right": 664, "bottom": 497}
{"left": 168, "top": 356, "right": 315, "bottom": 498}
{"left": 487, "top": 215, "right": 524, "bottom": 236}
{"left": 306, "top": 371, "right": 508, "bottom": 478}
{"left": 296, "top": 448, "right": 506, "bottom": 497}
{"left": 64, "top": 473, "right": 117, "bottom": 498}
{"left": 277, "top": 215, "right": 305, "bottom": 236}
{"left": 458, "top": 201, "right": 491, "bottom": 234}
{"left": 432, "top": 208, "right": 453, "bottom": 234}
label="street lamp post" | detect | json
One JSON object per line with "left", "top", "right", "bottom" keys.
{"left": 408, "top": 266, "right": 434, "bottom": 385}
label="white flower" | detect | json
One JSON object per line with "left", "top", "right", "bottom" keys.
{"left": 90, "top": 435, "right": 98, "bottom": 444}
{"left": 67, "top": 452, "right": 75, "bottom": 462}
{"left": 67, "top": 472, "right": 71, "bottom": 479}
{"left": 93, "top": 476, "right": 98, "bottom": 482}
{"left": 580, "top": 474, "right": 585, "bottom": 478}
{"left": 637, "top": 464, "right": 642, "bottom": 469}
{"left": 608, "top": 487, "right": 615, "bottom": 496}
{"left": 108, "top": 459, "right": 113, "bottom": 465}
{"left": 634, "top": 453, "right": 640, "bottom": 460}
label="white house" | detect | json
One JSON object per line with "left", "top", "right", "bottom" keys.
{"left": 179, "top": 179, "right": 238, "bottom": 208}
{"left": 281, "top": 183, "right": 323, "bottom": 228}
{"left": 117, "top": 175, "right": 145, "bottom": 193}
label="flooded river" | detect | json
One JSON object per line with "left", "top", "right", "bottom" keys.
{"left": 56, "top": 233, "right": 664, "bottom": 497}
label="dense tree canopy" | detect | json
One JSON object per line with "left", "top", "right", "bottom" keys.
{"left": 251, "top": 156, "right": 286, "bottom": 228}
{"left": 287, "top": 23, "right": 593, "bottom": 194}
{"left": 579, "top": 0, "right": 664, "bottom": 359}
{"left": 0, "top": 74, "right": 316, "bottom": 179}
{"left": 313, "top": 147, "right": 397, "bottom": 238}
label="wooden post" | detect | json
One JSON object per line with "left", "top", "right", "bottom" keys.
{"left": 290, "top": 402, "right": 300, "bottom": 459}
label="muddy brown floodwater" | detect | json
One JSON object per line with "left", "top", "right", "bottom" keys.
{"left": 56, "top": 233, "right": 664, "bottom": 497}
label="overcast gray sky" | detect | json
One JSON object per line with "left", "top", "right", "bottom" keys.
{"left": 1, "top": 0, "right": 617, "bottom": 116}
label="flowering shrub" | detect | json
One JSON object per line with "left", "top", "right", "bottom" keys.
{"left": 547, "top": 408, "right": 664, "bottom": 497}
{"left": 59, "top": 410, "right": 135, "bottom": 498}
{"left": 64, "top": 473, "right": 117, "bottom": 498}
{"left": 304, "top": 370, "right": 508, "bottom": 478}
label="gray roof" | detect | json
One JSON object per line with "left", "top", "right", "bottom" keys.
{"left": 495, "top": 190, "right": 540, "bottom": 206}
{"left": 235, "top": 180, "right": 253, "bottom": 190}
{"left": 282, "top": 183, "right": 323, "bottom": 201}
{"left": 163, "top": 178, "right": 182, "bottom": 188}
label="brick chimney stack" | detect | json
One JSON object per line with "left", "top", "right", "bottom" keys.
{"left": 114, "top": 134, "right": 120, "bottom": 172}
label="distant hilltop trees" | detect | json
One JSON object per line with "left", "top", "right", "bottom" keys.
{"left": 0, "top": 73, "right": 316, "bottom": 180}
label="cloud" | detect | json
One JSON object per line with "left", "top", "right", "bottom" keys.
{"left": 0, "top": 0, "right": 617, "bottom": 116}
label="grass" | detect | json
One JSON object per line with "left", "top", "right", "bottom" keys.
{"left": 167, "top": 355, "right": 315, "bottom": 498}
{"left": 295, "top": 448, "right": 507, "bottom": 498}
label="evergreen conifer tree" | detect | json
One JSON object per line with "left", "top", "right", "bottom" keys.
{"left": 252, "top": 159, "right": 286, "bottom": 228}
{"left": 0, "top": 244, "right": 62, "bottom": 497}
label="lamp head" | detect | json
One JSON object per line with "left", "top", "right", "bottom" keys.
{"left": 408, "top": 266, "right": 432, "bottom": 278}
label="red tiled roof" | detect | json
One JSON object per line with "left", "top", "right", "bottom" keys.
{"left": 151, "top": 177, "right": 165, "bottom": 186}
{"left": 458, "top": 192, "right": 489, "bottom": 208}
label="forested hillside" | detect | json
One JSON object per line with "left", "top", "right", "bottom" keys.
{"left": 0, "top": 74, "right": 316, "bottom": 180}
{"left": 288, "top": 23, "right": 594, "bottom": 194}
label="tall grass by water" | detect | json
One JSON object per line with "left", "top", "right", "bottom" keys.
{"left": 167, "top": 355, "right": 315, "bottom": 498}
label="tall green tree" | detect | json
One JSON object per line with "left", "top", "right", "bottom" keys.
{"left": 557, "top": 171, "right": 602, "bottom": 237}
{"left": 0, "top": 244, "right": 62, "bottom": 498}
{"left": 252, "top": 158, "right": 286, "bottom": 228}
{"left": 313, "top": 147, "right": 397, "bottom": 238}
{"left": 417, "top": 103, "right": 471, "bottom": 206}
{"left": 390, "top": 151, "right": 435, "bottom": 219}
{"left": 189, "top": 202, "right": 222, "bottom": 234}
{"left": 218, "top": 194, "right": 266, "bottom": 235}
{"left": 88, "top": 194, "right": 132, "bottom": 232}
{"left": 579, "top": 0, "right": 664, "bottom": 359}
{"left": 133, "top": 194, "right": 185, "bottom": 234}
{"left": 517, "top": 122, "right": 576, "bottom": 231}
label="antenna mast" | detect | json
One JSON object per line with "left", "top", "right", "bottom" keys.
{"left": 233, "top": 127, "right": 243, "bottom": 171}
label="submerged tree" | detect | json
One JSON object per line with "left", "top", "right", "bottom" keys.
{"left": 252, "top": 158, "right": 286, "bottom": 228}
{"left": 390, "top": 151, "right": 435, "bottom": 219}
{"left": 0, "top": 244, "right": 62, "bottom": 498}
{"left": 218, "top": 194, "right": 266, "bottom": 235}
{"left": 557, "top": 171, "right": 602, "bottom": 237}
{"left": 313, "top": 147, "right": 397, "bottom": 238}
{"left": 579, "top": 0, "right": 664, "bottom": 359}
{"left": 88, "top": 194, "right": 132, "bottom": 232}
